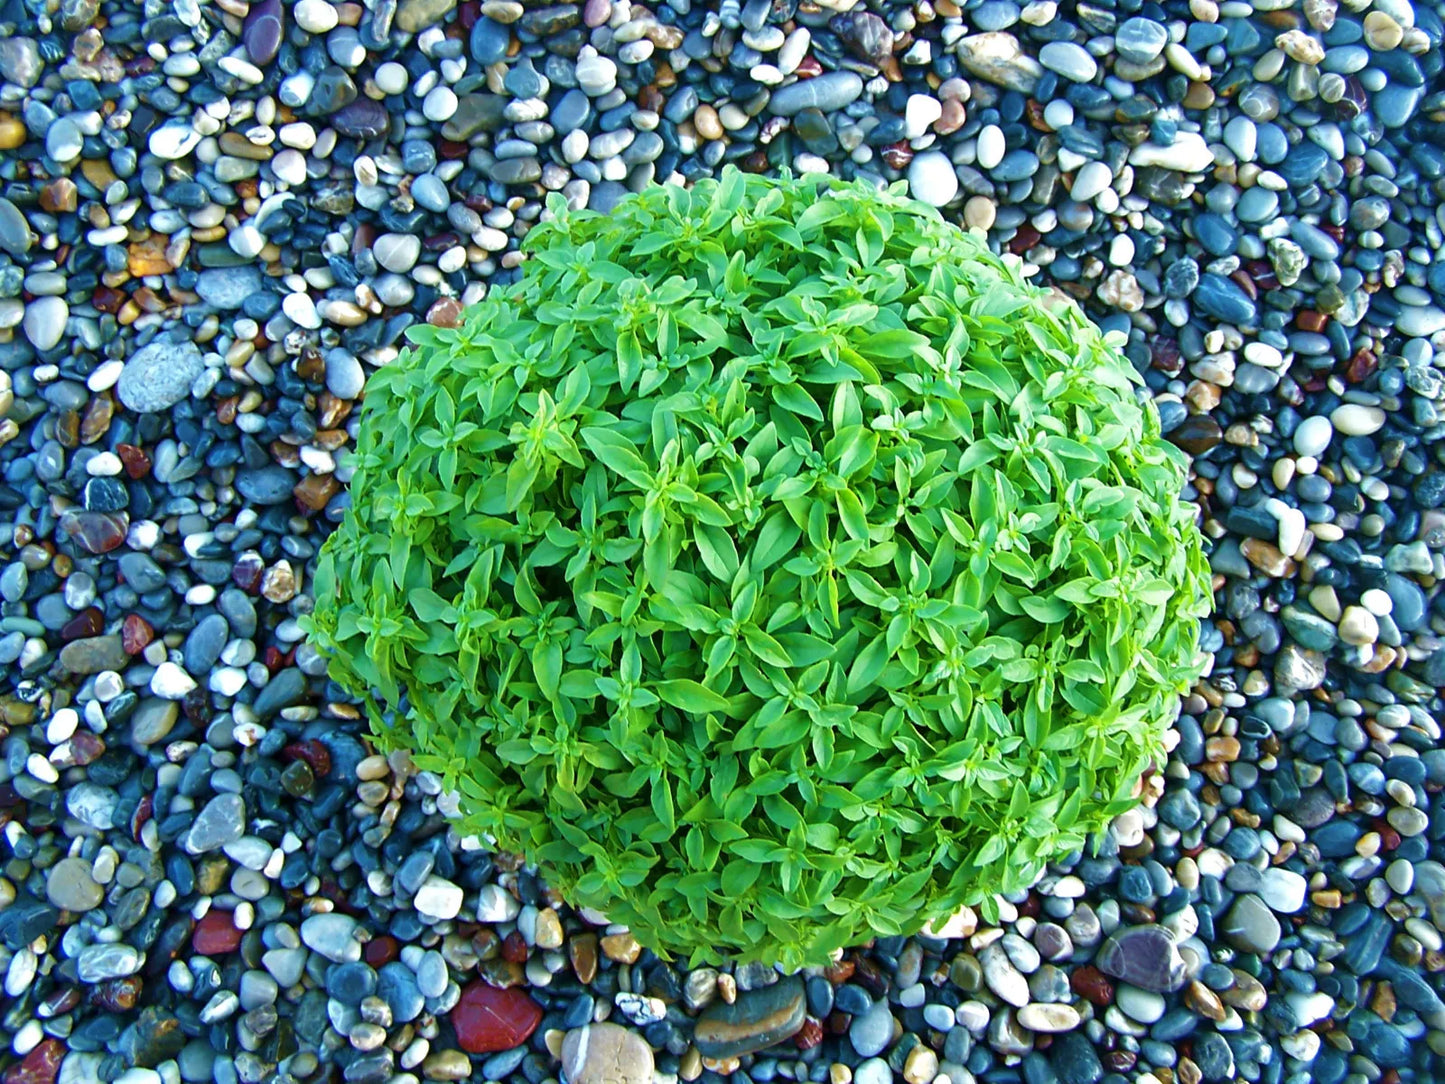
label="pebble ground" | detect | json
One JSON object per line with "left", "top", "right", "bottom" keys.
{"left": 1, "top": 0, "right": 1444, "bottom": 1083}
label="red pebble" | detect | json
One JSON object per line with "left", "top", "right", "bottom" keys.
{"left": 192, "top": 909, "right": 244, "bottom": 956}
{"left": 1151, "top": 340, "right": 1184, "bottom": 377}
{"left": 233, "top": 553, "right": 265, "bottom": 593}
{"left": 1010, "top": 225, "right": 1041, "bottom": 256}
{"left": 283, "top": 740, "right": 332, "bottom": 777}
{"left": 121, "top": 614, "right": 155, "bottom": 655}
{"left": 1346, "top": 348, "right": 1377, "bottom": 384}
{"left": 130, "top": 794, "right": 153, "bottom": 842}
{"left": 365, "top": 936, "right": 400, "bottom": 967}
{"left": 502, "top": 929, "right": 529, "bottom": 964}
{"left": 1070, "top": 965, "right": 1115, "bottom": 1007}
{"left": 451, "top": 983, "right": 543, "bottom": 1054}
{"left": 60, "top": 608, "right": 106, "bottom": 641}
{"left": 116, "top": 444, "right": 152, "bottom": 479}
{"left": 2, "top": 1039, "right": 63, "bottom": 1084}
{"left": 794, "top": 1019, "right": 823, "bottom": 1050}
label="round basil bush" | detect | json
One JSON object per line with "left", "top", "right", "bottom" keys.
{"left": 306, "top": 168, "right": 1210, "bottom": 968}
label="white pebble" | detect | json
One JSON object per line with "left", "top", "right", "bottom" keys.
{"left": 904, "top": 93, "right": 943, "bottom": 139}
{"left": 1330, "top": 403, "right": 1385, "bottom": 436}
{"left": 1071, "top": 160, "right": 1113, "bottom": 202}
{"left": 88, "top": 359, "right": 125, "bottom": 392}
{"left": 282, "top": 292, "right": 321, "bottom": 329}
{"left": 272, "top": 149, "right": 307, "bottom": 186}
{"left": 374, "top": 61, "right": 409, "bottom": 95}
{"left": 27, "top": 753, "right": 59, "bottom": 784}
{"left": 294, "top": 0, "right": 339, "bottom": 32}
{"left": 86, "top": 452, "right": 123, "bottom": 477}
{"left": 976, "top": 124, "right": 1006, "bottom": 170}
{"left": 1292, "top": 415, "right": 1333, "bottom": 457}
{"left": 423, "top": 86, "right": 458, "bottom": 122}
{"left": 151, "top": 662, "right": 198, "bottom": 699}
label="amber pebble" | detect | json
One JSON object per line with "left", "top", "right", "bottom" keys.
{"left": 40, "top": 178, "right": 78, "bottom": 213}
{"left": 80, "top": 396, "right": 113, "bottom": 445}
{"left": 1167, "top": 415, "right": 1222, "bottom": 455}
{"left": 0, "top": 113, "right": 25, "bottom": 150}
{"left": 56, "top": 411, "right": 80, "bottom": 448}
{"left": 116, "top": 444, "right": 151, "bottom": 479}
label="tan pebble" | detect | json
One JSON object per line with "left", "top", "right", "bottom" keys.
{"left": 693, "top": 104, "right": 724, "bottom": 141}
{"left": 679, "top": 1048, "right": 703, "bottom": 1082}
{"left": 1275, "top": 29, "right": 1325, "bottom": 64}
{"left": 963, "top": 195, "right": 996, "bottom": 230}
{"left": 903, "top": 1045, "right": 940, "bottom": 1083}
{"left": 1363, "top": 10, "right": 1403, "bottom": 49}
{"left": 534, "top": 907, "right": 564, "bottom": 950}
{"left": 356, "top": 754, "right": 390, "bottom": 781}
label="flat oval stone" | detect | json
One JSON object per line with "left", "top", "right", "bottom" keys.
{"left": 694, "top": 974, "right": 806, "bottom": 1059}
{"left": 768, "top": 72, "right": 864, "bottom": 116}
{"left": 1095, "top": 925, "right": 1187, "bottom": 993}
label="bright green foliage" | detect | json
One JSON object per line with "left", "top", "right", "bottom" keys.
{"left": 306, "top": 167, "right": 1210, "bottom": 968}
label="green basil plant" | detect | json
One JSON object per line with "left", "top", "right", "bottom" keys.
{"left": 305, "top": 167, "right": 1210, "bottom": 968}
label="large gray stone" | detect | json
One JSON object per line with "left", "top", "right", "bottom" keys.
{"left": 117, "top": 341, "right": 205, "bottom": 413}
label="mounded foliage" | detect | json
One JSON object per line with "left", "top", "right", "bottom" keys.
{"left": 306, "top": 168, "right": 1210, "bottom": 968}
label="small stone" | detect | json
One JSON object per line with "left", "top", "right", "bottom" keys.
{"left": 1222, "top": 894, "right": 1282, "bottom": 955}
{"left": 396, "top": 0, "right": 457, "bottom": 33}
{"left": 186, "top": 794, "right": 245, "bottom": 853}
{"left": 76, "top": 943, "right": 143, "bottom": 983}
{"left": 561, "top": 1023, "right": 654, "bottom": 1084}
{"left": 907, "top": 151, "right": 958, "bottom": 206}
{"left": 954, "top": 33, "right": 1042, "bottom": 93}
{"left": 414, "top": 876, "right": 464, "bottom": 921}
{"left": 244, "top": 0, "right": 283, "bottom": 64}
{"left": 846, "top": 998, "right": 894, "bottom": 1058}
{"left": 1016, "top": 1002, "right": 1081, "bottom": 1033}
{"left": 1330, "top": 403, "right": 1385, "bottom": 436}
{"left": 374, "top": 234, "right": 422, "bottom": 273}
{"left": 1039, "top": 41, "right": 1097, "bottom": 81}
{"left": 301, "top": 913, "right": 362, "bottom": 963}
{"left": 1115, "top": 18, "right": 1168, "bottom": 63}
{"left": 1128, "top": 132, "right": 1215, "bottom": 173}
{"left": 768, "top": 72, "right": 865, "bottom": 116}
{"left": 192, "top": 909, "right": 244, "bottom": 955}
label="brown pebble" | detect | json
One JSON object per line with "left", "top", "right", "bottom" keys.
{"left": 601, "top": 932, "right": 641, "bottom": 964}
{"left": 40, "top": 178, "right": 78, "bottom": 213}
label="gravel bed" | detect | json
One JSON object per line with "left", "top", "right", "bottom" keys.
{"left": 1, "top": 0, "right": 1444, "bottom": 1083}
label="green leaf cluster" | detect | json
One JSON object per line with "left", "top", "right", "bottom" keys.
{"left": 304, "top": 167, "right": 1211, "bottom": 969}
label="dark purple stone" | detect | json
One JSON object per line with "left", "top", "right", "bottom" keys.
{"left": 243, "top": 0, "right": 283, "bottom": 65}
{"left": 332, "top": 99, "right": 391, "bottom": 139}
{"left": 1095, "top": 925, "right": 1187, "bottom": 993}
